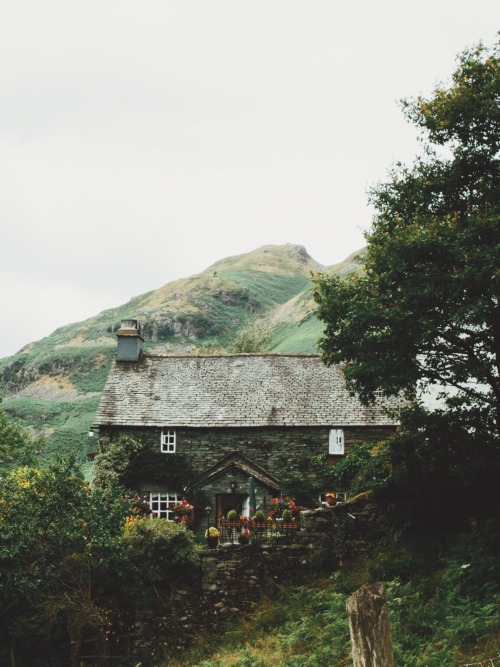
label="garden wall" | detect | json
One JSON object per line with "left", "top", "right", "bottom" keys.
{"left": 132, "top": 496, "right": 396, "bottom": 662}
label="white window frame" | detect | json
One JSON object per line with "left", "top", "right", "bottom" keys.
{"left": 160, "top": 429, "right": 176, "bottom": 453}
{"left": 329, "top": 428, "right": 345, "bottom": 455}
{"left": 149, "top": 492, "right": 180, "bottom": 520}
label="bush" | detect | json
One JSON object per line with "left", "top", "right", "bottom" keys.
{"left": 123, "top": 516, "right": 201, "bottom": 591}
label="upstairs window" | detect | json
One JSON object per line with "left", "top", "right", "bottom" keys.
{"left": 161, "top": 430, "right": 176, "bottom": 453}
{"left": 329, "top": 428, "right": 344, "bottom": 455}
{"left": 149, "top": 492, "right": 179, "bottom": 520}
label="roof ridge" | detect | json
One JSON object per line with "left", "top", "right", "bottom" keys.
{"left": 141, "top": 353, "right": 322, "bottom": 360}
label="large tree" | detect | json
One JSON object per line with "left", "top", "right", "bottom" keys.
{"left": 314, "top": 39, "right": 500, "bottom": 435}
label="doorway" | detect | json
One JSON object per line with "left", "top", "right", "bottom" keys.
{"left": 216, "top": 493, "right": 248, "bottom": 524}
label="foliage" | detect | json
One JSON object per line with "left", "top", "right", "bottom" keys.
{"left": 0, "top": 399, "right": 41, "bottom": 470}
{"left": 311, "top": 440, "right": 392, "bottom": 496}
{"left": 231, "top": 318, "right": 272, "bottom": 353}
{"left": 0, "top": 457, "right": 136, "bottom": 663}
{"left": 388, "top": 522, "right": 500, "bottom": 666}
{"left": 169, "top": 521, "right": 500, "bottom": 667}
{"left": 283, "top": 471, "right": 323, "bottom": 507}
{"left": 193, "top": 338, "right": 229, "bottom": 355}
{"left": 92, "top": 434, "right": 144, "bottom": 492}
{"left": 0, "top": 449, "right": 202, "bottom": 665}
{"left": 2, "top": 395, "right": 100, "bottom": 459}
{"left": 93, "top": 434, "right": 195, "bottom": 497}
{"left": 380, "top": 404, "right": 500, "bottom": 528}
{"left": 122, "top": 517, "right": 201, "bottom": 593}
{"left": 269, "top": 497, "right": 304, "bottom": 520}
{"left": 313, "top": 39, "right": 500, "bottom": 434}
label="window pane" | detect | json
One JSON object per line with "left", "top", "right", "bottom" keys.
{"left": 329, "top": 429, "right": 344, "bottom": 455}
{"left": 149, "top": 492, "right": 179, "bottom": 520}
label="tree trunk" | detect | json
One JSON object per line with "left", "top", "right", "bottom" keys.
{"left": 346, "top": 582, "right": 394, "bottom": 667}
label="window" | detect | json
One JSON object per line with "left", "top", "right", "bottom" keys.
{"left": 149, "top": 492, "right": 180, "bottom": 520}
{"left": 161, "top": 430, "right": 176, "bottom": 453}
{"left": 329, "top": 428, "right": 344, "bottom": 455}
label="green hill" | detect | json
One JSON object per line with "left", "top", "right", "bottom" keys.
{"left": 0, "top": 244, "right": 364, "bottom": 460}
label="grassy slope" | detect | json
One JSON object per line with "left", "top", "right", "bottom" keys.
{"left": 0, "top": 244, "right": 362, "bottom": 458}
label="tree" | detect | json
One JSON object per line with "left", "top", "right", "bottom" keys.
{"left": 0, "top": 399, "right": 41, "bottom": 471}
{"left": 0, "top": 458, "right": 136, "bottom": 664}
{"left": 314, "top": 39, "right": 500, "bottom": 435}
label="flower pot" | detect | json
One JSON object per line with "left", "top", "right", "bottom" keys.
{"left": 207, "top": 537, "right": 218, "bottom": 549}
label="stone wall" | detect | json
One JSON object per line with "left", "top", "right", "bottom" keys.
{"left": 99, "top": 424, "right": 394, "bottom": 489}
{"left": 299, "top": 495, "right": 398, "bottom": 562}
{"left": 172, "top": 543, "right": 316, "bottom": 644}
{"left": 130, "top": 497, "right": 395, "bottom": 662}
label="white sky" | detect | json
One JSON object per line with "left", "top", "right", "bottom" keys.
{"left": 0, "top": 1, "right": 498, "bottom": 359}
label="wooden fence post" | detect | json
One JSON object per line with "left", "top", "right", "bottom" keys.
{"left": 346, "top": 582, "right": 394, "bottom": 667}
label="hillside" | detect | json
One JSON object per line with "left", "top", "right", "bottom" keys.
{"left": 0, "top": 244, "right": 364, "bottom": 460}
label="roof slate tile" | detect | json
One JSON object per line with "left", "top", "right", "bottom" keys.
{"left": 95, "top": 354, "right": 400, "bottom": 428}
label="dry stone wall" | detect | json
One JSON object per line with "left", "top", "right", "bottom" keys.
{"left": 132, "top": 497, "right": 395, "bottom": 661}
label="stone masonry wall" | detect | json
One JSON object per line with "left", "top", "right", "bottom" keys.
{"left": 131, "top": 497, "right": 394, "bottom": 661}
{"left": 100, "top": 425, "right": 395, "bottom": 488}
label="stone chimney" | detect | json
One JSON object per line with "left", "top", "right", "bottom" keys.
{"left": 116, "top": 319, "right": 144, "bottom": 361}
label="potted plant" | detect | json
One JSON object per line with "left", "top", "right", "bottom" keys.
{"left": 282, "top": 508, "right": 292, "bottom": 523}
{"left": 205, "top": 526, "right": 219, "bottom": 549}
{"left": 239, "top": 527, "right": 250, "bottom": 545}
{"left": 226, "top": 509, "right": 239, "bottom": 543}
{"left": 325, "top": 492, "right": 337, "bottom": 507}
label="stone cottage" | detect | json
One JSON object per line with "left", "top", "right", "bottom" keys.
{"left": 93, "top": 320, "right": 399, "bottom": 527}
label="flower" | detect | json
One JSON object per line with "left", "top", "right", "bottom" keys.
{"left": 269, "top": 496, "right": 305, "bottom": 519}
{"left": 169, "top": 498, "right": 194, "bottom": 524}
{"left": 205, "top": 527, "right": 219, "bottom": 538}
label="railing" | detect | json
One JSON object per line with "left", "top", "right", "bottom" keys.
{"left": 219, "top": 519, "right": 300, "bottom": 545}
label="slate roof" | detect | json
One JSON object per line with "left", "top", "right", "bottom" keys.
{"left": 95, "top": 354, "right": 399, "bottom": 428}
{"left": 193, "top": 451, "right": 281, "bottom": 491}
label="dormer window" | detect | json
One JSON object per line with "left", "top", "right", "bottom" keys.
{"left": 329, "top": 428, "right": 344, "bottom": 455}
{"left": 161, "top": 430, "right": 176, "bottom": 453}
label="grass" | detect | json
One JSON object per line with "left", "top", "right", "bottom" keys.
{"left": 0, "top": 343, "right": 114, "bottom": 394}
{"left": 165, "top": 524, "right": 500, "bottom": 667}
{"left": 168, "top": 580, "right": 352, "bottom": 667}
{"left": 269, "top": 317, "right": 323, "bottom": 354}
{"left": 218, "top": 270, "right": 311, "bottom": 310}
{"left": 2, "top": 396, "right": 100, "bottom": 460}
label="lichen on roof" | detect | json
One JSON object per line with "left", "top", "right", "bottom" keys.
{"left": 95, "top": 354, "right": 400, "bottom": 428}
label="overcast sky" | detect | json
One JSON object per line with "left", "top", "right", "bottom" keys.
{"left": 0, "top": 1, "right": 498, "bottom": 359}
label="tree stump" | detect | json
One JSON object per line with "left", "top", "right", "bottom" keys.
{"left": 346, "top": 582, "right": 394, "bottom": 667}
